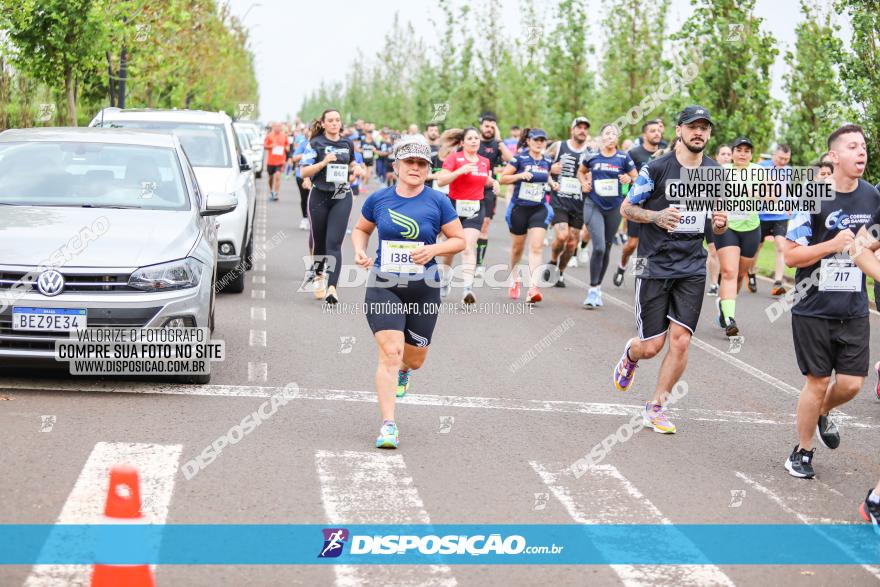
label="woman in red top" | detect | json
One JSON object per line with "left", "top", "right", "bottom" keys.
{"left": 435, "top": 127, "right": 497, "bottom": 304}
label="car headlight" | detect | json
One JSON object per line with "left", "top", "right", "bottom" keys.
{"left": 128, "top": 258, "right": 203, "bottom": 292}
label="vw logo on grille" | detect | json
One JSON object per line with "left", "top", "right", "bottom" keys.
{"left": 36, "top": 270, "right": 65, "bottom": 297}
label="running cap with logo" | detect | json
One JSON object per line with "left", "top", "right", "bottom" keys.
{"left": 731, "top": 136, "right": 754, "bottom": 149}
{"left": 571, "top": 116, "right": 591, "bottom": 129}
{"left": 392, "top": 139, "right": 433, "bottom": 163}
{"left": 677, "top": 106, "right": 714, "bottom": 126}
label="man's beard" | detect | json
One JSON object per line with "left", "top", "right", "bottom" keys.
{"left": 481, "top": 131, "right": 494, "bottom": 140}
{"left": 683, "top": 138, "right": 704, "bottom": 154}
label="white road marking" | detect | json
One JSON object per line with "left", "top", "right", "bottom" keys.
{"left": 255, "top": 263, "right": 267, "bottom": 272}
{"left": 315, "top": 450, "right": 455, "bottom": 586}
{"left": 247, "top": 362, "right": 267, "bottom": 382}
{"left": 3, "top": 381, "right": 879, "bottom": 429}
{"left": 565, "top": 273, "right": 804, "bottom": 398}
{"left": 252, "top": 275, "right": 266, "bottom": 284}
{"left": 250, "top": 307, "right": 267, "bottom": 321}
{"left": 249, "top": 330, "right": 267, "bottom": 347}
{"left": 735, "top": 471, "right": 880, "bottom": 580}
{"left": 24, "top": 442, "right": 181, "bottom": 587}
{"left": 251, "top": 289, "right": 266, "bottom": 300}
{"left": 531, "top": 461, "right": 734, "bottom": 586}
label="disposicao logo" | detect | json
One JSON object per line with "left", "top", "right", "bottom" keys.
{"left": 318, "top": 528, "right": 349, "bottom": 558}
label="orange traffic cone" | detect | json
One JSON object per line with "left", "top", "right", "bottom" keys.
{"left": 91, "top": 464, "right": 155, "bottom": 587}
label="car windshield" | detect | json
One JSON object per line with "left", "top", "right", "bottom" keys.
{"left": 0, "top": 141, "right": 190, "bottom": 210}
{"left": 100, "top": 120, "right": 230, "bottom": 168}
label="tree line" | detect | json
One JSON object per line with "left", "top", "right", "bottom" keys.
{"left": 0, "top": 0, "right": 258, "bottom": 128}
{"left": 298, "top": 0, "right": 880, "bottom": 182}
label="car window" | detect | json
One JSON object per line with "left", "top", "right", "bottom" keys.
{"left": 98, "top": 120, "right": 231, "bottom": 168}
{"left": 235, "top": 129, "right": 252, "bottom": 151}
{"left": 0, "top": 141, "right": 189, "bottom": 210}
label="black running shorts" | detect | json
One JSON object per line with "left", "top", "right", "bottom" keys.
{"left": 626, "top": 219, "right": 640, "bottom": 238}
{"left": 508, "top": 204, "right": 550, "bottom": 236}
{"left": 760, "top": 219, "right": 789, "bottom": 240}
{"left": 635, "top": 275, "right": 706, "bottom": 340}
{"left": 364, "top": 273, "right": 442, "bottom": 348}
{"left": 714, "top": 226, "right": 761, "bottom": 258}
{"left": 791, "top": 314, "right": 869, "bottom": 377}
{"left": 449, "top": 197, "right": 486, "bottom": 230}
{"left": 551, "top": 207, "right": 584, "bottom": 230}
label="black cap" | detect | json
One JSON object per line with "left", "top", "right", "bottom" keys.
{"left": 677, "top": 106, "right": 713, "bottom": 126}
{"left": 731, "top": 136, "right": 753, "bottom": 149}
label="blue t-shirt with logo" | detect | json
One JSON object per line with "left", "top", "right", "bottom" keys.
{"left": 581, "top": 150, "right": 636, "bottom": 210}
{"left": 361, "top": 185, "right": 458, "bottom": 275}
{"left": 508, "top": 153, "right": 551, "bottom": 207}
{"left": 786, "top": 179, "right": 880, "bottom": 319}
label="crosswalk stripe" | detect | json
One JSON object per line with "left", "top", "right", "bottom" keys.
{"left": 315, "top": 450, "right": 455, "bottom": 586}
{"left": 735, "top": 471, "right": 880, "bottom": 581}
{"left": 24, "top": 442, "right": 181, "bottom": 587}
{"left": 530, "top": 461, "right": 735, "bottom": 586}
{"left": 5, "top": 381, "right": 877, "bottom": 429}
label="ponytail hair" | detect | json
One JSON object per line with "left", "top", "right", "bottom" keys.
{"left": 439, "top": 126, "right": 479, "bottom": 160}
{"left": 516, "top": 127, "right": 531, "bottom": 153}
{"left": 309, "top": 108, "right": 340, "bottom": 138}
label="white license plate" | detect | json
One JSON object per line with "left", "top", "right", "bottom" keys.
{"left": 12, "top": 307, "right": 87, "bottom": 331}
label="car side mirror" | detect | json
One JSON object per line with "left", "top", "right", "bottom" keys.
{"left": 201, "top": 192, "right": 238, "bottom": 216}
{"left": 239, "top": 153, "right": 252, "bottom": 172}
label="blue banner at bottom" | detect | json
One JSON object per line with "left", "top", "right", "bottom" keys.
{"left": 1, "top": 524, "right": 879, "bottom": 565}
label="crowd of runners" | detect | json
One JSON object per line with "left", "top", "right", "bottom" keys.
{"left": 255, "top": 108, "right": 880, "bottom": 530}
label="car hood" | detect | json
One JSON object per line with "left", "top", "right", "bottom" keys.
{"left": 193, "top": 167, "right": 238, "bottom": 195}
{"left": 0, "top": 207, "right": 197, "bottom": 268}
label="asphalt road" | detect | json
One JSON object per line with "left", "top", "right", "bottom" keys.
{"left": 3, "top": 177, "right": 880, "bottom": 586}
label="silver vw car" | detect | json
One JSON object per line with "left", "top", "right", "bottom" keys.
{"left": 0, "top": 128, "right": 236, "bottom": 378}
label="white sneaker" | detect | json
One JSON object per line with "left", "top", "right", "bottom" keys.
{"left": 577, "top": 245, "right": 590, "bottom": 264}
{"left": 475, "top": 265, "right": 486, "bottom": 278}
{"left": 567, "top": 257, "right": 578, "bottom": 268}
{"left": 299, "top": 218, "right": 309, "bottom": 230}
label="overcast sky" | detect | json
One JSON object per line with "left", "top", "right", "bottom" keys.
{"left": 227, "top": 0, "right": 849, "bottom": 123}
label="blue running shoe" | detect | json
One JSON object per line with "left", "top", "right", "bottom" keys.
{"left": 376, "top": 421, "right": 399, "bottom": 449}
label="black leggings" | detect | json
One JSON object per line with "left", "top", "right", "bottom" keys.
{"left": 308, "top": 187, "right": 352, "bottom": 288}
{"left": 296, "top": 176, "right": 307, "bottom": 218}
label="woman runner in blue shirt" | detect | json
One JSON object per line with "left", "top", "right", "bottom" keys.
{"left": 351, "top": 139, "right": 465, "bottom": 449}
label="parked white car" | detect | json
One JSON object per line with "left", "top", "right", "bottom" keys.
{"left": 233, "top": 122, "right": 264, "bottom": 178}
{"left": 91, "top": 108, "right": 256, "bottom": 293}
{"left": 0, "top": 127, "right": 237, "bottom": 382}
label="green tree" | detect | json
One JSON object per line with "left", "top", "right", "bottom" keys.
{"left": 0, "top": 0, "right": 107, "bottom": 125}
{"left": 836, "top": 0, "right": 880, "bottom": 183}
{"left": 672, "top": 0, "right": 779, "bottom": 152}
{"left": 542, "top": 0, "right": 595, "bottom": 138}
{"left": 780, "top": 1, "right": 848, "bottom": 165}
{"left": 593, "top": 0, "right": 668, "bottom": 137}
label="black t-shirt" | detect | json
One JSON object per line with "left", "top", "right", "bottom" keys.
{"left": 361, "top": 139, "right": 377, "bottom": 163}
{"left": 549, "top": 140, "right": 588, "bottom": 208}
{"left": 627, "top": 150, "right": 721, "bottom": 279}
{"left": 787, "top": 179, "right": 880, "bottom": 319}
{"left": 425, "top": 143, "right": 441, "bottom": 187}
{"left": 479, "top": 139, "right": 503, "bottom": 195}
{"left": 628, "top": 144, "right": 660, "bottom": 171}
{"left": 304, "top": 135, "right": 355, "bottom": 191}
